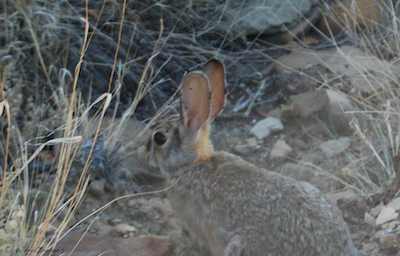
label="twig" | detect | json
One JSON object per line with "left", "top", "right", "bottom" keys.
{"left": 244, "top": 79, "right": 268, "bottom": 116}
{"left": 107, "top": 0, "right": 128, "bottom": 92}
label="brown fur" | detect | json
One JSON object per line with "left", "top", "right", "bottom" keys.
{"left": 144, "top": 59, "right": 360, "bottom": 256}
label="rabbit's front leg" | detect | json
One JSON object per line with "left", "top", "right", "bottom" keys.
{"left": 223, "top": 234, "right": 243, "bottom": 256}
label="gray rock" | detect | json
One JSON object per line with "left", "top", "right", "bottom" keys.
{"left": 323, "top": 89, "right": 354, "bottom": 135}
{"left": 234, "top": 138, "right": 260, "bottom": 155}
{"left": 88, "top": 180, "right": 106, "bottom": 197}
{"left": 387, "top": 197, "right": 400, "bottom": 211}
{"left": 270, "top": 139, "right": 292, "bottom": 158}
{"left": 364, "top": 212, "right": 375, "bottom": 226}
{"left": 279, "top": 163, "right": 337, "bottom": 192}
{"left": 327, "top": 190, "right": 367, "bottom": 225}
{"left": 112, "top": 223, "right": 137, "bottom": 237}
{"left": 283, "top": 88, "right": 354, "bottom": 135}
{"left": 327, "top": 190, "right": 358, "bottom": 204}
{"left": 222, "top": 0, "right": 319, "bottom": 37}
{"left": 290, "top": 90, "right": 329, "bottom": 118}
{"left": 277, "top": 46, "right": 395, "bottom": 95}
{"left": 189, "top": 0, "right": 320, "bottom": 38}
{"left": 375, "top": 230, "right": 400, "bottom": 251}
{"left": 381, "top": 220, "right": 400, "bottom": 230}
{"left": 250, "top": 117, "right": 283, "bottom": 139}
{"left": 326, "top": 89, "right": 353, "bottom": 111}
{"left": 376, "top": 206, "right": 399, "bottom": 226}
{"left": 319, "top": 137, "right": 351, "bottom": 158}
{"left": 370, "top": 203, "right": 384, "bottom": 218}
{"left": 53, "top": 232, "right": 173, "bottom": 256}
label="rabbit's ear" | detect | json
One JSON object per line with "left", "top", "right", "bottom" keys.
{"left": 181, "top": 72, "right": 210, "bottom": 132}
{"left": 204, "top": 59, "right": 225, "bottom": 120}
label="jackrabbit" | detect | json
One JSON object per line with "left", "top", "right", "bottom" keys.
{"left": 144, "top": 59, "right": 359, "bottom": 256}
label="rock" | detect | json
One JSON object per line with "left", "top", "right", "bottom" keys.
{"left": 127, "top": 198, "right": 176, "bottom": 234}
{"left": 327, "top": 189, "right": 356, "bottom": 200}
{"left": 327, "top": 190, "right": 367, "bottom": 225}
{"left": 326, "top": 90, "right": 352, "bottom": 110}
{"left": 376, "top": 206, "right": 399, "bottom": 226}
{"left": 52, "top": 232, "right": 173, "bottom": 256}
{"left": 381, "top": 220, "right": 400, "bottom": 231}
{"left": 272, "top": 70, "right": 318, "bottom": 100}
{"left": 270, "top": 139, "right": 292, "bottom": 159}
{"left": 323, "top": 90, "right": 354, "bottom": 135}
{"left": 108, "top": 218, "right": 123, "bottom": 226}
{"left": 317, "top": 0, "right": 383, "bottom": 36}
{"left": 283, "top": 89, "right": 354, "bottom": 135}
{"left": 279, "top": 163, "right": 337, "bottom": 192}
{"left": 233, "top": 138, "right": 260, "bottom": 155}
{"left": 123, "top": 235, "right": 173, "bottom": 256}
{"left": 319, "top": 137, "right": 351, "bottom": 158}
{"left": 113, "top": 223, "right": 137, "bottom": 237}
{"left": 387, "top": 197, "right": 400, "bottom": 211}
{"left": 323, "top": 46, "right": 392, "bottom": 95}
{"left": 277, "top": 46, "right": 394, "bottom": 95}
{"left": 289, "top": 90, "right": 329, "bottom": 118}
{"left": 211, "top": 0, "right": 321, "bottom": 38}
{"left": 88, "top": 180, "right": 105, "bottom": 197}
{"left": 364, "top": 212, "right": 375, "bottom": 226}
{"left": 250, "top": 117, "right": 283, "bottom": 139}
{"left": 92, "top": 222, "right": 114, "bottom": 236}
{"left": 376, "top": 230, "right": 400, "bottom": 251}
{"left": 370, "top": 203, "right": 384, "bottom": 218}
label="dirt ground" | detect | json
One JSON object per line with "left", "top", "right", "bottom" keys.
{"left": 41, "top": 43, "right": 400, "bottom": 256}
{"left": 4, "top": 1, "right": 400, "bottom": 255}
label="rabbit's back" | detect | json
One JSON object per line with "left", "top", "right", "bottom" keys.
{"left": 169, "top": 152, "right": 358, "bottom": 256}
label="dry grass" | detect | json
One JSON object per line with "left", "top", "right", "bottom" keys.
{"left": 344, "top": 1, "right": 400, "bottom": 197}
{"left": 2, "top": 0, "right": 400, "bottom": 255}
{"left": 264, "top": 1, "right": 400, "bottom": 197}
{"left": 299, "top": 1, "right": 400, "bottom": 197}
{"left": 0, "top": 0, "right": 156, "bottom": 255}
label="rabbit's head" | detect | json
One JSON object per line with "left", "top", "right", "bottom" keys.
{"left": 145, "top": 59, "right": 225, "bottom": 177}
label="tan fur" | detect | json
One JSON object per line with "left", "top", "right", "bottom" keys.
{"left": 144, "top": 59, "right": 359, "bottom": 256}
{"left": 194, "top": 123, "right": 214, "bottom": 162}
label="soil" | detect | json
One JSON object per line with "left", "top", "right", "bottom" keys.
{"left": 38, "top": 44, "right": 400, "bottom": 256}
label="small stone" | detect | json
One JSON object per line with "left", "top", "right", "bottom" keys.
{"left": 327, "top": 190, "right": 358, "bottom": 204}
{"left": 361, "top": 242, "right": 377, "bottom": 254}
{"left": 5, "top": 220, "right": 18, "bottom": 232}
{"left": 246, "top": 138, "right": 258, "bottom": 146}
{"left": 93, "top": 222, "right": 113, "bottom": 236}
{"left": 88, "top": 180, "right": 105, "bottom": 197}
{"left": 326, "top": 190, "right": 366, "bottom": 224}
{"left": 279, "top": 163, "right": 336, "bottom": 192}
{"left": 290, "top": 90, "right": 329, "bottom": 118}
{"left": 54, "top": 232, "right": 173, "bottom": 256}
{"left": 319, "top": 137, "right": 351, "bottom": 158}
{"left": 324, "top": 89, "right": 354, "bottom": 135}
{"left": 381, "top": 221, "right": 400, "bottom": 231}
{"left": 376, "top": 206, "right": 399, "bottom": 226}
{"left": 387, "top": 197, "right": 400, "bottom": 211}
{"left": 326, "top": 89, "right": 352, "bottom": 108}
{"left": 113, "top": 223, "right": 137, "bottom": 236}
{"left": 234, "top": 139, "right": 260, "bottom": 155}
{"left": 270, "top": 139, "right": 292, "bottom": 159}
{"left": 364, "top": 212, "right": 375, "bottom": 226}
{"left": 376, "top": 231, "right": 400, "bottom": 250}
{"left": 108, "top": 218, "right": 123, "bottom": 226}
{"left": 250, "top": 117, "right": 283, "bottom": 139}
{"left": 370, "top": 203, "right": 384, "bottom": 218}
{"left": 120, "top": 235, "right": 173, "bottom": 256}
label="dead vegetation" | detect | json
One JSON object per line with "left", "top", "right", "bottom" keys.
{"left": 1, "top": 0, "right": 400, "bottom": 255}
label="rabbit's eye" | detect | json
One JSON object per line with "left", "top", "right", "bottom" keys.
{"left": 153, "top": 131, "right": 167, "bottom": 146}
